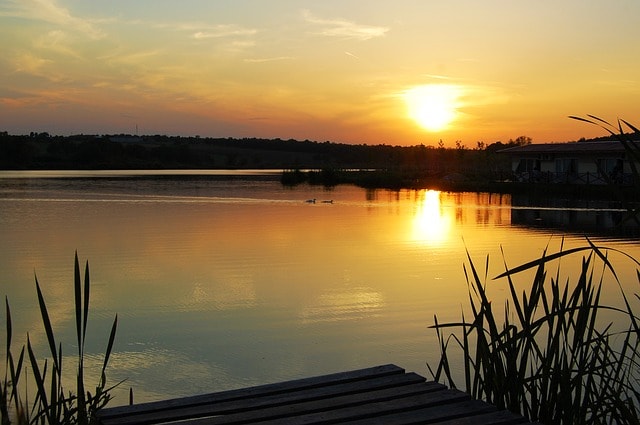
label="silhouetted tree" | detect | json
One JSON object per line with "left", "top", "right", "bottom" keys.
{"left": 509, "top": 135, "right": 532, "bottom": 146}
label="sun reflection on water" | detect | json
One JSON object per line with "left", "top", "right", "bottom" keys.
{"left": 411, "top": 190, "right": 452, "bottom": 246}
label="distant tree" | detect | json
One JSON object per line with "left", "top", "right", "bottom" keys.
{"left": 485, "top": 141, "right": 507, "bottom": 152}
{"left": 509, "top": 135, "right": 532, "bottom": 146}
{"left": 476, "top": 141, "right": 485, "bottom": 150}
{"left": 0, "top": 135, "right": 35, "bottom": 168}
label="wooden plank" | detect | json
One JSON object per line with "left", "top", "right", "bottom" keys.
{"left": 102, "top": 372, "right": 434, "bottom": 425}
{"left": 99, "top": 364, "right": 406, "bottom": 424}
{"left": 248, "top": 389, "right": 475, "bottom": 425}
{"left": 349, "top": 408, "right": 529, "bottom": 425}
{"left": 181, "top": 382, "right": 448, "bottom": 425}
{"left": 98, "top": 364, "right": 538, "bottom": 425}
{"left": 432, "top": 410, "right": 530, "bottom": 425}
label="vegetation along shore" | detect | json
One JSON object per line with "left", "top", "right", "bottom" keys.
{"left": 2, "top": 131, "right": 638, "bottom": 200}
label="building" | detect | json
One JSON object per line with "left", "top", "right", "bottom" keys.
{"left": 500, "top": 140, "right": 638, "bottom": 185}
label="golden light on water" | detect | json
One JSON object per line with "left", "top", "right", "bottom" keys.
{"left": 403, "top": 84, "right": 462, "bottom": 132}
{"left": 411, "top": 190, "right": 452, "bottom": 246}
{"left": 298, "top": 287, "right": 385, "bottom": 324}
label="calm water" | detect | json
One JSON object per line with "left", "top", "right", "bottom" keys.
{"left": 1, "top": 170, "right": 639, "bottom": 405}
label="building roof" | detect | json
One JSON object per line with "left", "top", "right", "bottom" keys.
{"left": 499, "top": 140, "right": 638, "bottom": 155}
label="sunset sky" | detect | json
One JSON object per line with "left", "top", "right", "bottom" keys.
{"left": 1, "top": 1, "right": 639, "bottom": 147}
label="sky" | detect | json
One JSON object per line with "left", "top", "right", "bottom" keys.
{"left": 1, "top": 0, "right": 639, "bottom": 147}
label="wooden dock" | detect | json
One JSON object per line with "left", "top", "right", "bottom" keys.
{"left": 98, "top": 364, "right": 537, "bottom": 424}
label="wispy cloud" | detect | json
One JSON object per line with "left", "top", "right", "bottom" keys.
{"left": 34, "top": 30, "right": 82, "bottom": 58}
{"left": 422, "top": 74, "right": 454, "bottom": 81}
{"left": 0, "top": 0, "right": 104, "bottom": 39}
{"left": 146, "top": 21, "right": 257, "bottom": 44}
{"left": 459, "top": 84, "right": 511, "bottom": 108}
{"left": 192, "top": 25, "right": 257, "bottom": 40}
{"left": 244, "top": 56, "right": 293, "bottom": 64}
{"left": 302, "top": 10, "right": 389, "bottom": 41}
{"left": 98, "top": 49, "right": 163, "bottom": 67}
{"left": 11, "top": 52, "right": 52, "bottom": 74}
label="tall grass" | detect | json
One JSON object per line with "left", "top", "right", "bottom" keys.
{"left": 429, "top": 117, "right": 640, "bottom": 423}
{"left": 429, "top": 240, "right": 640, "bottom": 423}
{"left": 1, "top": 253, "right": 119, "bottom": 425}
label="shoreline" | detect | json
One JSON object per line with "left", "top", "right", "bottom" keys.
{"left": 2, "top": 167, "right": 639, "bottom": 202}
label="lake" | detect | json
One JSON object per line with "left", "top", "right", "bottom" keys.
{"left": 1, "top": 170, "right": 639, "bottom": 406}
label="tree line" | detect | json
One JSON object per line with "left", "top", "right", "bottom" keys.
{"left": 0, "top": 132, "right": 539, "bottom": 173}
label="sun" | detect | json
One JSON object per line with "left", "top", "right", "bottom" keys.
{"left": 404, "top": 84, "right": 461, "bottom": 132}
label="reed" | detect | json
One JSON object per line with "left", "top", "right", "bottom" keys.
{"left": 1, "top": 253, "right": 119, "bottom": 425}
{"left": 428, "top": 239, "right": 640, "bottom": 424}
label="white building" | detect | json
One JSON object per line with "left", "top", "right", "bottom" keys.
{"left": 500, "top": 140, "right": 638, "bottom": 185}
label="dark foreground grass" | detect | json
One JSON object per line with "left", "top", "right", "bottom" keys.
{"left": 429, "top": 240, "right": 640, "bottom": 424}
{"left": 1, "top": 253, "right": 119, "bottom": 425}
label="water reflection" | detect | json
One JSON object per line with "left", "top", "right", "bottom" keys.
{"left": 510, "top": 194, "right": 640, "bottom": 237}
{"left": 299, "top": 287, "right": 385, "bottom": 324}
{"left": 411, "top": 190, "right": 452, "bottom": 246}
{"left": 2, "top": 174, "right": 640, "bottom": 406}
{"left": 104, "top": 347, "right": 230, "bottom": 401}
{"left": 178, "top": 277, "right": 257, "bottom": 312}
